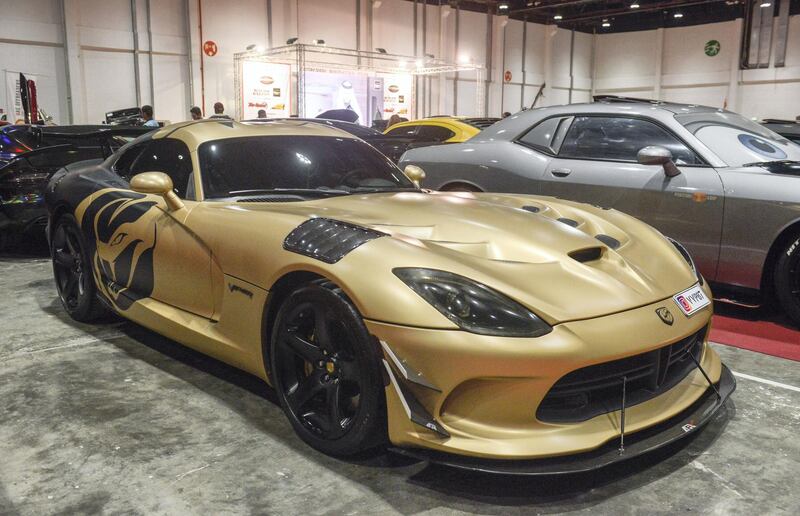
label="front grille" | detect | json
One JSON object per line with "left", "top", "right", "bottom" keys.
{"left": 537, "top": 327, "right": 706, "bottom": 423}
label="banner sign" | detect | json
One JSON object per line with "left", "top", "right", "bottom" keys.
{"left": 5, "top": 71, "right": 38, "bottom": 123}
{"left": 240, "top": 61, "right": 291, "bottom": 119}
{"left": 379, "top": 73, "right": 413, "bottom": 119}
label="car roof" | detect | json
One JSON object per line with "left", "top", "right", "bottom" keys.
{"left": 475, "top": 100, "right": 726, "bottom": 142}
{"left": 154, "top": 119, "right": 357, "bottom": 151}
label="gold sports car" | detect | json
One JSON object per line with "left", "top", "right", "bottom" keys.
{"left": 45, "top": 120, "right": 734, "bottom": 474}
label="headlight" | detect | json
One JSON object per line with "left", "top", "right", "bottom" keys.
{"left": 667, "top": 237, "right": 703, "bottom": 286}
{"left": 393, "top": 268, "right": 552, "bottom": 337}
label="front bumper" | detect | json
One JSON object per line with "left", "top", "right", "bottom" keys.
{"left": 366, "top": 283, "right": 730, "bottom": 466}
{"left": 391, "top": 365, "right": 734, "bottom": 475}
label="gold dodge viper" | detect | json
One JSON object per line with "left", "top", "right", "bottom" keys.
{"left": 45, "top": 119, "right": 734, "bottom": 474}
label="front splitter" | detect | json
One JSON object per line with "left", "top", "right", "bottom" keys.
{"left": 390, "top": 364, "right": 736, "bottom": 476}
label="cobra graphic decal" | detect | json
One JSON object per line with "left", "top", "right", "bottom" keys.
{"left": 80, "top": 190, "right": 158, "bottom": 311}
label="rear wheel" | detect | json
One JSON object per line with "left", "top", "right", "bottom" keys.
{"left": 774, "top": 233, "right": 800, "bottom": 326}
{"left": 270, "top": 281, "right": 386, "bottom": 456}
{"left": 51, "top": 214, "right": 109, "bottom": 322}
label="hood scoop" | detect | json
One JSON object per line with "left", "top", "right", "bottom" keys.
{"left": 569, "top": 247, "right": 603, "bottom": 263}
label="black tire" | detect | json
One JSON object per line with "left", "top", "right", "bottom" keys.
{"left": 270, "top": 281, "right": 386, "bottom": 456}
{"left": 51, "top": 214, "right": 109, "bottom": 322}
{"left": 774, "top": 233, "right": 800, "bottom": 326}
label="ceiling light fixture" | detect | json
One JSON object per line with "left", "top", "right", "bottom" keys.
{"left": 554, "top": 14, "right": 563, "bottom": 20}
{"left": 630, "top": 2, "right": 640, "bottom": 8}
{"left": 602, "top": 19, "right": 611, "bottom": 27}
{"left": 674, "top": 12, "right": 684, "bottom": 18}
{"left": 312, "top": 39, "right": 326, "bottom": 45}
{"left": 498, "top": 2, "right": 509, "bottom": 10}
{"left": 375, "top": 47, "right": 387, "bottom": 53}
{"left": 286, "top": 37, "right": 298, "bottom": 45}
{"left": 760, "top": 2, "right": 771, "bottom": 7}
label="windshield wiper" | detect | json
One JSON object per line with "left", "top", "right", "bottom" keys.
{"left": 742, "top": 160, "right": 800, "bottom": 167}
{"left": 346, "top": 186, "right": 420, "bottom": 193}
{"left": 228, "top": 188, "right": 351, "bottom": 197}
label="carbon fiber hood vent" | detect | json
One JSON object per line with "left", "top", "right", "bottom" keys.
{"left": 283, "top": 218, "right": 386, "bottom": 263}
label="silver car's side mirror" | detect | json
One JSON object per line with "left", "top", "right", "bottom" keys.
{"left": 404, "top": 165, "right": 426, "bottom": 188}
{"left": 637, "top": 146, "right": 681, "bottom": 178}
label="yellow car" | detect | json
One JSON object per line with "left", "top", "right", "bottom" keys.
{"left": 384, "top": 117, "right": 496, "bottom": 144}
{"left": 45, "top": 119, "right": 733, "bottom": 473}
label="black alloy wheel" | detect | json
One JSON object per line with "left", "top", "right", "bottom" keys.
{"left": 774, "top": 233, "right": 800, "bottom": 327}
{"left": 51, "top": 215, "right": 108, "bottom": 322}
{"left": 270, "top": 281, "right": 386, "bottom": 456}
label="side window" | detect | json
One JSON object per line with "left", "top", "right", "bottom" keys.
{"left": 386, "top": 125, "right": 419, "bottom": 138}
{"left": 113, "top": 144, "right": 146, "bottom": 180}
{"left": 417, "top": 125, "right": 456, "bottom": 142}
{"left": 129, "top": 139, "right": 195, "bottom": 199}
{"left": 559, "top": 116, "right": 704, "bottom": 165}
{"left": 518, "top": 117, "right": 570, "bottom": 154}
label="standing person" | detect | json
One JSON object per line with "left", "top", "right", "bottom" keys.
{"left": 209, "top": 102, "right": 231, "bottom": 119}
{"left": 190, "top": 106, "right": 202, "bottom": 120}
{"left": 141, "top": 105, "right": 159, "bottom": 127}
{"left": 257, "top": 109, "right": 267, "bottom": 119}
{"left": 386, "top": 114, "right": 402, "bottom": 129}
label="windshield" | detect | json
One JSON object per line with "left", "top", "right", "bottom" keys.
{"left": 199, "top": 135, "right": 416, "bottom": 199}
{"left": 675, "top": 111, "right": 800, "bottom": 167}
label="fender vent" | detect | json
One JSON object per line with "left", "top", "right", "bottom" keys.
{"left": 283, "top": 218, "right": 386, "bottom": 263}
{"left": 557, "top": 217, "right": 579, "bottom": 228}
{"left": 569, "top": 247, "right": 603, "bottom": 263}
{"left": 595, "top": 234, "right": 621, "bottom": 249}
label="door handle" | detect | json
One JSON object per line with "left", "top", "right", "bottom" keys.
{"left": 550, "top": 168, "right": 572, "bottom": 177}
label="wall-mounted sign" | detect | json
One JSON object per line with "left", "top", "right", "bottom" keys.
{"left": 704, "top": 40, "right": 720, "bottom": 57}
{"left": 504, "top": 70, "right": 512, "bottom": 83}
{"left": 241, "top": 61, "right": 291, "bottom": 118}
{"left": 203, "top": 40, "right": 218, "bottom": 57}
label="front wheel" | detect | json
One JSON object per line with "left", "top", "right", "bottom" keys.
{"left": 51, "top": 214, "right": 109, "bottom": 322}
{"left": 774, "top": 233, "right": 800, "bottom": 326}
{"left": 270, "top": 281, "right": 386, "bottom": 456}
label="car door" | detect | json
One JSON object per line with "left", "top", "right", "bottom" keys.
{"left": 535, "top": 115, "right": 724, "bottom": 280}
{"left": 110, "top": 138, "right": 215, "bottom": 318}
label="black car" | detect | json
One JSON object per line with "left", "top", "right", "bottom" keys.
{"left": 0, "top": 125, "right": 152, "bottom": 249}
{"left": 762, "top": 119, "right": 800, "bottom": 144}
{"left": 245, "top": 118, "right": 419, "bottom": 163}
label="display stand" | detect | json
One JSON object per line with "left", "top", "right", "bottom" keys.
{"left": 234, "top": 44, "right": 484, "bottom": 123}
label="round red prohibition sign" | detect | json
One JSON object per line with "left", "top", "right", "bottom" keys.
{"left": 203, "top": 40, "right": 218, "bottom": 57}
{"left": 504, "top": 70, "right": 512, "bottom": 83}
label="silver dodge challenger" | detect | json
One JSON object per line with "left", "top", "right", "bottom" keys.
{"left": 399, "top": 98, "right": 800, "bottom": 325}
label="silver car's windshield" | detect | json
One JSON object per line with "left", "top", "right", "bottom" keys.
{"left": 675, "top": 111, "right": 800, "bottom": 167}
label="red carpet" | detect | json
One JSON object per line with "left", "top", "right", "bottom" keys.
{"left": 710, "top": 304, "right": 800, "bottom": 362}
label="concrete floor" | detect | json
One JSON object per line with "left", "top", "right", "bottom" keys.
{"left": 1, "top": 246, "right": 799, "bottom": 515}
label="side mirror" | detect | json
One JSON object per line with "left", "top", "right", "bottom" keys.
{"left": 130, "top": 172, "right": 185, "bottom": 211}
{"left": 637, "top": 146, "right": 681, "bottom": 178}
{"left": 404, "top": 165, "right": 426, "bottom": 188}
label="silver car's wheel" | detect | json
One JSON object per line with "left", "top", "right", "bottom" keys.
{"left": 774, "top": 234, "right": 800, "bottom": 327}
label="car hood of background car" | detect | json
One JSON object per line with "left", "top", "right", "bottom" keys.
{"left": 203, "top": 191, "right": 698, "bottom": 324}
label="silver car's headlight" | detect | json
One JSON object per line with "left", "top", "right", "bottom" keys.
{"left": 668, "top": 237, "right": 704, "bottom": 285}
{"left": 393, "top": 268, "right": 552, "bottom": 337}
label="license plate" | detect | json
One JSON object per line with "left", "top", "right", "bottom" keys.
{"left": 673, "top": 284, "right": 710, "bottom": 317}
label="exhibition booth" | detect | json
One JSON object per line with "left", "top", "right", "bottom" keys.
{"left": 233, "top": 44, "right": 485, "bottom": 124}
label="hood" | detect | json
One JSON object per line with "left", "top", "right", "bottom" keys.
{"left": 230, "top": 191, "right": 698, "bottom": 323}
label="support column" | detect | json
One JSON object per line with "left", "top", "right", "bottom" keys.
{"left": 728, "top": 17, "right": 743, "bottom": 112}
{"left": 60, "top": 0, "right": 82, "bottom": 123}
{"left": 653, "top": 27, "right": 664, "bottom": 100}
